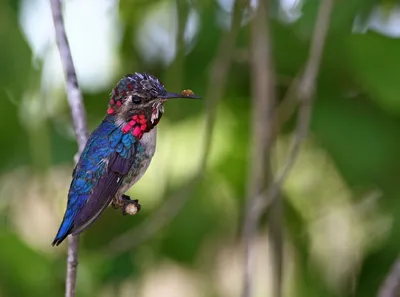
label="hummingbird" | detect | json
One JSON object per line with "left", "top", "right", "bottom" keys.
{"left": 52, "top": 72, "right": 200, "bottom": 246}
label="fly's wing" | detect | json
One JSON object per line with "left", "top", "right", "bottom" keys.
{"left": 70, "top": 130, "right": 138, "bottom": 236}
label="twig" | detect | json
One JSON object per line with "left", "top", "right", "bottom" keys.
{"left": 50, "top": 1, "right": 88, "bottom": 153}
{"left": 242, "top": 0, "right": 276, "bottom": 296}
{"left": 107, "top": 0, "right": 248, "bottom": 254}
{"left": 268, "top": 0, "right": 334, "bottom": 234}
{"left": 273, "top": 0, "right": 333, "bottom": 192}
{"left": 65, "top": 236, "right": 80, "bottom": 297}
{"left": 241, "top": 0, "right": 334, "bottom": 296}
{"left": 200, "top": 0, "right": 248, "bottom": 170}
{"left": 378, "top": 255, "right": 400, "bottom": 297}
{"left": 50, "top": 0, "right": 88, "bottom": 296}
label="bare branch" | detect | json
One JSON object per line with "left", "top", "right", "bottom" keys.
{"left": 50, "top": 0, "right": 88, "bottom": 151}
{"left": 242, "top": 0, "right": 334, "bottom": 296}
{"left": 272, "top": 0, "right": 334, "bottom": 194}
{"left": 378, "top": 255, "right": 400, "bottom": 297}
{"left": 201, "top": 0, "right": 248, "bottom": 170}
{"left": 242, "top": 0, "right": 276, "bottom": 296}
{"left": 107, "top": 0, "right": 248, "bottom": 254}
{"left": 50, "top": 0, "right": 89, "bottom": 296}
{"left": 266, "top": 0, "right": 334, "bottom": 227}
{"left": 65, "top": 235, "right": 79, "bottom": 297}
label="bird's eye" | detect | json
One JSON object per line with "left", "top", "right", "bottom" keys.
{"left": 132, "top": 96, "right": 141, "bottom": 104}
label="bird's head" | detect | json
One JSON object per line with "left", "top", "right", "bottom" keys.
{"left": 107, "top": 73, "right": 200, "bottom": 137}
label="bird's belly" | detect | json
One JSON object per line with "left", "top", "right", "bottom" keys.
{"left": 117, "top": 128, "right": 157, "bottom": 195}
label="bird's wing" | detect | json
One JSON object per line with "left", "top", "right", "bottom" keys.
{"left": 52, "top": 118, "right": 138, "bottom": 245}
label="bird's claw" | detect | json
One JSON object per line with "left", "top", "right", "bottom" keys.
{"left": 121, "top": 199, "right": 141, "bottom": 216}
{"left": 112, "top": 194, "right": 141, "bottom": 216}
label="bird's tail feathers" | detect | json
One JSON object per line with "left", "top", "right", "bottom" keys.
{"left": 51, "top": 214, "right": 74, "bottom": 246}
{"left": 51, "top": 196, "right": 87, "bottom": 246}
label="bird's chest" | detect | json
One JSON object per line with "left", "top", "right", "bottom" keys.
{"left": 118, "top": 128, "right": 157, "bottom": 193}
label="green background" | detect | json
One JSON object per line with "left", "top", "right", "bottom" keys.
{"left": 1, "top": 0, "right": 400, "bottom": 296}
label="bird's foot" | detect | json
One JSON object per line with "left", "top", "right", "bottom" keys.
{"left": 112, "top": 194, "right": 141, "bottom": 216}
{"left": 122, "top": 198, "right": 141, "bottom": 216}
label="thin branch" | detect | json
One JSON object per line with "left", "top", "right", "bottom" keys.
{"left": 378, "top": 255, "right": 400, "bottom": 297}
{"left": 200, "top": 0, "right": 248, "bottom": 170}
{"left": 65, "top": 236, "right": 80, "bottom": 297}
{"left": 50, "top": 0, "right": 88, "bottom": 296}
{"left": 272, "top": 0, "right": 333, "bottom": 194}
{"left": 50, "top": 0, "right": 88, "bottom": 153}
{"left": 107, "top": 0, "right": 248, "bottom": 254}
{"left": 242, "top": 0, "right": 276, "bottom": 296}
{"left": 266, "top": 0, "right": 334, "bottom": 229}
{"left": 241, "top": 0, "right": 334, "bottom": 296}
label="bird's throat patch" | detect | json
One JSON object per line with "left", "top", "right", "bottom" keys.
{"left": 121, "top": 114, "right": 148, "bottom": 138}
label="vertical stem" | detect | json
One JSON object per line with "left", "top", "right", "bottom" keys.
{"left": 242, "top": 0, "right": 334, "bottom": 296}
{"left": 65, "top": 236, "right": 80, "bottom": 297}
{"left": 201, "top": 0, "right": 247, "bottom": 171}
{"left": 242, "top": 0, "right": 277, "bottom": 296}
{"left": 49, "top": 1, "right": 89, "bottom": 296}
{"left": 49, "top": 0, "right": 88, "bottom": 153}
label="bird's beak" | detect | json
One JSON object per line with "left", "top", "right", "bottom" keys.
{"left": 159, "top": 91, "right": 201, "bottom": 100}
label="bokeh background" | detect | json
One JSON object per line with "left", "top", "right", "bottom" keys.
{"left": 1, "top": 0, "right": 400, "bottom": 296}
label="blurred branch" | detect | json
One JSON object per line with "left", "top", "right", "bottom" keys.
{"left": 232, "top": 47, "right": 301, "bottom": 141}
{"left": 107, "top": 0, "right": 248, "bottom": 254}
{"left": 201, "top": 0, "right": 248, "bottom": 170}
{"left": 50, "top": 0, "right": 89, "bottom": 296}
{"left": 272, "top": 0, "right": 333, "bottom": 192}
{"left": 242, "top": 0, "right": 276, "bottom": 296}
{"left": 242, "top": 0, "right": 334, "bottom": 296}
{"left": 379, "top": 255, "right": 400, "bottom": 297}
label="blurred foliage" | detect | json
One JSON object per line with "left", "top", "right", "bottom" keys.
{"left": 2, "top": 0, "right": 400, "bottom": 296}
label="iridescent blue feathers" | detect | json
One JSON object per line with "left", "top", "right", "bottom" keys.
{"left": 52, "top": 116, "right": 138, "bottom": 245}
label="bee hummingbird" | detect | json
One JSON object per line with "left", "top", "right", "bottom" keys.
{"left": 52, "top": 72, "right": 200, "bottom": 246}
